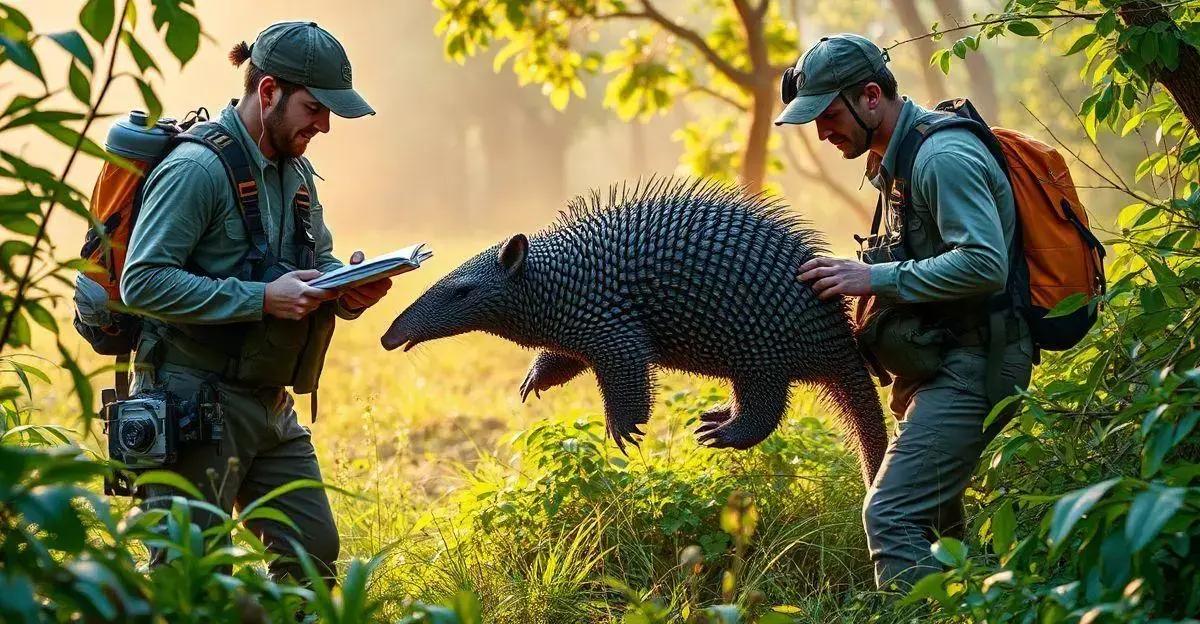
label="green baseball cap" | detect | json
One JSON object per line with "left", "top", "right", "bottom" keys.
{"left": 250, "top": 21, "right": 374, "bottom": 119}
{"left": 774, "top": 34, "right": 888, "bottom": 126}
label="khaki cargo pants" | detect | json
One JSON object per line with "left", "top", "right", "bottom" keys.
{"left": 863, "top": 333, "right": 1034, "bottom": 590}
{"left": 133, "top": 362, "right": 339, "bottom": 586}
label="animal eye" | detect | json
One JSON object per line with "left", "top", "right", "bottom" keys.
{"left": 453, "top": 285, "right": 472, "bottom": 300}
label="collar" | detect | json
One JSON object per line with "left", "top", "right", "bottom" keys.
{"left": 219, "top": 100, "right": 275, "bottom": 171}
{"left": 877, "top": 97, "right": 928, "bottom": 184}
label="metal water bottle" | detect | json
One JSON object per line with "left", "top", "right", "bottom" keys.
{"left": 103, "top": 110, "right": 180, "bottom": 161}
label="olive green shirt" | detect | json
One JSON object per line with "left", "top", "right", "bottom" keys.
{"left": 867, "top": 99, "right": 1015, "bottom": 302}
{"left": 122, "top": 103, "right": 352, "bottom": 324}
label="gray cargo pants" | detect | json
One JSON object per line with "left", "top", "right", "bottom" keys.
{"left": 134, "top": 362, "right": 339, "bottom": 587}
{"left": 864, "top": 333, "right": 1034, "bottom": 590}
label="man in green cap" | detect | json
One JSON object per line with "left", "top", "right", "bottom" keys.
{"left": 777, "top": 34, "right": 1034, "bottom": 590}
{"left": 121, "top": 21, "right": 388, "bottom": 586}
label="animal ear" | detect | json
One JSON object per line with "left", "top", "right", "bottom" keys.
{"left": 498, "top": 233, "right": 528, "bottom": 276}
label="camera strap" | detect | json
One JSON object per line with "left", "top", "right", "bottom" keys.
{"left": 115, "top": 353, "right": 131, "bottom": 400}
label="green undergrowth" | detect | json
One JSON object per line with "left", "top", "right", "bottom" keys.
{"left": 344, "top": 383, "right": 929, "bottom": 623}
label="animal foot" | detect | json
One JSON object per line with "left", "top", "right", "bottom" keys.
{"left": 694, "top": 404, "right": 732, "bottom": 437}
{"left": 608, "top": 420, "right": 646, "bottom": 455}
{"left": 696, "top": 418, "right": 770, "bottom": 450}
{"left": 519, "top": 368, "right": 547, "bottom": 403}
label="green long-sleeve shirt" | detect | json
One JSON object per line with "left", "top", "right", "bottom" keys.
{"left": 122, "top": 102, "right": 351, "bottom": 324}
{"left": 867, "top": 99, "right": 1016, "bottom": 303}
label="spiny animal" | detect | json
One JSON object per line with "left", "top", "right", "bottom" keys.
{"left": 382, "top": 178, "right": 887, "bottom": 484}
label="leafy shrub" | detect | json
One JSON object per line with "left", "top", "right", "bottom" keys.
{"left": 374, "top": 382, "right": 879, "bottom": 622}
{"left": 906, "top": 3, "right": 1200, "bottom": 621}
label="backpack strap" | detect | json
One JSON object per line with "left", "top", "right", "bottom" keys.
{"left": 168, "top": 123, "right": 270, "bottom": 280}
{"left": 290, "top": 161, "right": 317, "bottom": 270}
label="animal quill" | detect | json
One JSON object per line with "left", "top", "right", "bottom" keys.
{"left": 383, "top": 179, "right": 887, "bottom": 484}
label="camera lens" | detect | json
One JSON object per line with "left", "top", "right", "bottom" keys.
{"left": 119, "top": 418, "right": 156, "bottom": 454}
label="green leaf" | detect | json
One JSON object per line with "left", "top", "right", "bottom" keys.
{"left": 1141, "top": 423, "right": 1174, "bottom": 477}
{"left": 79, "top": 0, "right": 116, "bottom": 44}
{"left": 1048, "top": 478, "right": 1121, "bottom": 548}
{"left": 952, "top": 39, "right": 967, "bottom": 59}
{"left": 1161, "top": 32, "right": 1180, "bottom": 70}
{"left": 134, "top": 470, "right": 204, "bottom": 499}
{"left": 58, "top": 342, "right": 95, "bottom": 422}
{"left": 984, "top": 393, "right": 1022, "bottom": 429}
{"left": 25, "top": 299, "right": 57, "bottom": 333}
{"left": 46, "top": 30, "right": 94, "bottom": 71}
{"left": 1, "top": 110, "right": 87, "bottom": 131}
{"left": 34, "top": 121, "right": 110, "bottom": 161}
{"left": 0, "top": 213, "right": 38, "bottom": 236}
{"left": 900, "top": 572, "right": 951, "bottom": 606}
{"left": 120, "top": 30, "right": 158, "bottom": 75}
{"left": 1095, "top": 83, "right": 1116, "bottom": 122}
{"left": 13, "top": 359, "right": 51, "bottom": 384}
{"left": 938, "top": 50, "right": 951, "bottom": 75}
{"left": 1125, "top": 486, "right": 1185, "bottom": 552}
{"left": 992, "top": 501, "right": 1017, "bottom": 555}
{"left": 1044, "top": 292, "right": 1089, "bottom": 319}
{"left": 68, "top": 61, "right": 91, "bottom": 104}
{"left": 1140, "top": 32, "right": 1159, "bottom": 64}
{"left": 134, "top": 78, "right": 161, "bottom": 125}
{"left": 1096, "top": 11, "right": 1117, "bottom": 37}
{"left": 931, "top": 537, "right": 967, "bottom": 566}
{"left": 161, "top": 6, "right": 201, "bottom": 65}
{"left": 1, "top": 94, "right": 48, "bottom": 119}
{"left": 0, "top": 36, "right": 44, "bottom": 83}
{"left": 238, "top": 505, "right": 301, "bottom": 533}
{"left": 0, "top": 2, "right": 34, "bottom": 34}
{"left": 1065, "top": 32, "right": 1097, "bottom": 56}
{"left": 1007, "top": 21, "right": 1041, "bottom": 37}
{"left": 237, "top": 478, "right": 349, "bottom": 520}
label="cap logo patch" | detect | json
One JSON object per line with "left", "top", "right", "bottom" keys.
{"left": 342, "top": 63, "right": 352, "bottom": 83}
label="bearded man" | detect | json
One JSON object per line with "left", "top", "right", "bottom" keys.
{"left": 121, "top": 21, "right": 391, "bottom": 586}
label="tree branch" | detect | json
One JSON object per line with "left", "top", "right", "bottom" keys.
{"left": 635, "top": 0, "right": 754, "bottom": 87}
{"left": 731, "top": 0, "right": 769, "bottom": 72}
{"left": 884, "top": 0, "right": 1197, "bottom": 50}
{"left": 686, "top": 85, "right": 749, "bottom": 111}
{"left": 781, "top": 131, "right": 871, "bottom": 222}
{"left": 1, "top": 1, "right": 131, "bottom": 353}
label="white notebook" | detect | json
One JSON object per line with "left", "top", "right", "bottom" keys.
{"left": 307, "top": 243, "right": 433, "bottom": 290}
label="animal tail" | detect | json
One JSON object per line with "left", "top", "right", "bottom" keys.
{"left": 823, "top": 351, "right": 889, "bottom": 487}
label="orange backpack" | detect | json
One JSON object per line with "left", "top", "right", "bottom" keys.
{"left": 893, "top": 98, "right": 1106, "bottom": 352}
{"left": 74, "top": 109, "right": 268, "bottom": 361}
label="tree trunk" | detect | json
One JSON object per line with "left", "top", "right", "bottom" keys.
{"left": 1118, "top": 0, "right": 1200, "bottom": 131}
{"left": 742, "top": 86, "right": 774, "bottom": 192}
{"left": 890, "top": 0, "right": 947, "bottom": 104}
{"left": 930, "top": 0, "right": 997, "bottom": 116}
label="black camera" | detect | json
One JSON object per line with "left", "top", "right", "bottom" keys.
{"left": 102, "top": 384, "right": 224, "bottom": 496}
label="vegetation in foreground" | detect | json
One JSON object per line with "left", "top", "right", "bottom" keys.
{"left": 3, "top": 0, "right": 1200, "bottom": 622}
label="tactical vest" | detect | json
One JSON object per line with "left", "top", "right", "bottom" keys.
{"left": 135, "top": 122, "right": 335, "bottom": 397}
